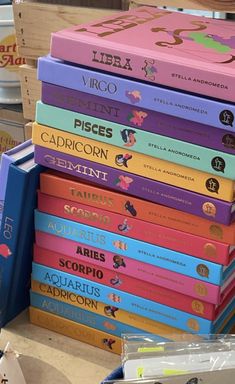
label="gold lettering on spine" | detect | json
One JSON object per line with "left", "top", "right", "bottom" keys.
{"left": 69, "top": 188, "right": 114, "bottom": 207}
{"left": 64, "top": 204, "right": 111, "bottom": 224}
{"left": 41, "top": 132, "right": 108, "bottom": 159}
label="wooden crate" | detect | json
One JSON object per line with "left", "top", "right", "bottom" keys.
{"left": 19, "top": 63, "right": 41, "bottom": 121}
{"left": 24, "top": 121, "right": 33, "bottom": 140}
{"left": 13, "top": 1, "right": 128, "bottom": 59}
{"left": 129, "top": 0, "right": 235, "bottom": 11}
{"left": 12, "top": 0, "right": 128, "bottom": 120}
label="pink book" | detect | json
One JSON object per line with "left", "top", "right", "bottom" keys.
{"left": 37, "top": 191, "right": 233, "bottom": 264}
{"left": 50, "top": 6, "right": 235, "bottom": 102}
{"left": 34, "top": 243, "right": 231, "bottom": 321}
{"left": 35, "top": 230, "right": 235, "bottom": 306}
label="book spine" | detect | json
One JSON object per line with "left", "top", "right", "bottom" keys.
{"left": 37, "top": 191, "right": 231, "bottom": 265}
{"left": 0, "top": 154, "right": 12, "bottom": 227}
{"left": 33, "top": 244, "right": 216, "bottom": 319}
{"left": 29, "top": 306, "right": 122, "bottom": 354}
{"left": 34, "top": 210, "right": 224, "bottom": 285}
{"left": 35, "top": 145, "right": 235, "bottom": 226}
{"left": 36, "top": 231, "right": 235, "bottom": 305}
{"left": 0, "top": 161, "right": 31, "bottom": 325}
{"left": 31, "top": 262, "right": 226, "bottom": 334}
{"left": 40, "top": 172, "right": 235, "bottom": 245}
{"left": 38, "top": 56, "right": 235, "bottom": 130}
{"left": 0, "top": 140, "right": 33, "bottom": 227}
{"left": 32, "top": 123, "right": 235, "bottom": 202}
{"left": 213, "top": 303, "right": 235, "bottom": 334}
{"left": 36, "top": 101, "right": 235, "bottom": 179}
{"left": 31, "top": 279, "right": 203, "bottom": 342}
{"left": 30, "top": 290, "right": 159, "bottom": 340}
{"left": 215, "top": 308, "right": 235, "bottom": 334}
{"left": 36, "top": 231, "right": 235, "bottom": 306}
{"left": 5, "top": 164, "right": 44, "bottom": 326}
{"left": 41, "top": 82, "right": 235, "bottom": 156}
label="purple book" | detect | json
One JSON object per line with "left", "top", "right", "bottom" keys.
{"left": 38, "top": 55, "right": 235, "bottom": 131}
{"left": 41, "top": 82, "right": 235, "bottom": 155}
{"left": 34, "top": 145, "right": 235, "bottom": 225}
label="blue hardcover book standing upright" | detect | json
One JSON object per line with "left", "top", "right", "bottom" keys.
{"left": 0, "top": 155, "right": 45, "bottom": 327}
{"left": 0, "top": 139, "right": 34, "bottom": 228}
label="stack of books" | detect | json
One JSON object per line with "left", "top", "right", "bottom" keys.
{"left": 30, "top": 6, "right": 235, "bottom": 353}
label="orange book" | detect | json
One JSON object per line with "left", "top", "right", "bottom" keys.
{"left": 29, "top": 306, "right": 121, "bottom": 354}
{"left": 40, "top": 170, "right": 235, "bottom": 244}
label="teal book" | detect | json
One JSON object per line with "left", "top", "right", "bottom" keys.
{"left": 0, "top": 155, "right": 45, "bottom": 327}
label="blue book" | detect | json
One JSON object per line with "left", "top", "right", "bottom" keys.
{"left": 34, "top": 210, "right": 235, "bottom": 285}
{"left": 0, "top": 139, "right": 33, "bottom": 228}
{"left": 0, "top": 155, "right": 45, "bottom": 327}
{"left": 30, "top": 291, "right": 169, "bottom": 341}
{"left": 31, "top": 263, "right": 235, "bottom": 335}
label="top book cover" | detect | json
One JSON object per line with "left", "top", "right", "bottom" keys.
{"left": 50, "top": 6, "right": 235, "bottom": 102}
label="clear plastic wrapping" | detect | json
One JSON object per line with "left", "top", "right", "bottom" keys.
{"left": 108, "top": 334, "right": 235, "bottom": 382}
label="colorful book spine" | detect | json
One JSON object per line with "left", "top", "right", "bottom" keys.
{"left": 50, "top": 6, "right": 235, "bottom": 103}
{"left": 41, "top": 82, "right": 235, "bottom": 156}
{"left": 35, "top": 210, "right": 233, "bottom": 285}
{"left": 33, "top": 243, "right": 234, "bottom": 319}
{"left": 39, "top": 170, "right": 235, "bottom": 246}
{"left": 35, "top": 231, "right": 235, "bottom": 305}
{"left": 32, "top": 123, "right": 235, "bottom": 202}
{"left": 35, "top": 145, "right": 235, "bottom": 225}
{"left": 31, "top": 280, "right": 203, "bottom": 342}
{"left": 30, "top": 291, "right": 164, "bottom": 340}
{"left": 38, "top": 55, "right": 235, "bottom": 130}
{"left": 37, "top": 191, "right": 233, "bottom": 264}
{"left": 216, "top": 309, "right": 235, "bottom": 334}
{"left": 36, "top": 101, "right": 235, "bottom": 180}
{"left": 31, "top": 263, "right": 234, "bottom": 335}
{"left": 0, "top": 156, "right": 43, "bottom": 327}
{"left": 29, "top": 306, "right": 122, "bottom": 354}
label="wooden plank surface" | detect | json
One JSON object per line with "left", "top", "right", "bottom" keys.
{"left": 129, "top": 0, "right": 235, "bottom": 11}
{"left": 19, "top": 64, "right": 41, "bottom": 121}
{"left": 24, "top": 121, "right": 33, "bottom": 140}
{"left": 13, "top": 2, "right": 123, "bottom": 59}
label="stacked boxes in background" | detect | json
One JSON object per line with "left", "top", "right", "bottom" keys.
{"left": 0, "top": 104, "right": 29, "bottom": 158}
{"left": 12, "top": 0, "right": 129, "bottom": 122}
{"left": 30, "top": 6, "right": 235, "bottom": 353}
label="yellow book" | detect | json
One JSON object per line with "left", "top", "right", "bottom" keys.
{"left": 31, "top": 280, "right": 201, "bottom": 342}
{"left": 32, "top": 122, "right": 235, "bottom": 202}
{"left": 29, "top": 306, "right": 122, "bottom": 354}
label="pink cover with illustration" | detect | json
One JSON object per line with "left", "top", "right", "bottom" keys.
{"left": 35, "top": 230, "right": 235, "bottom": 306}
{"left": 37, "top": 191, "right": 232, "bottom": 264}
{"left": 51, "top": 6, "right": 235, "bottom": 101}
